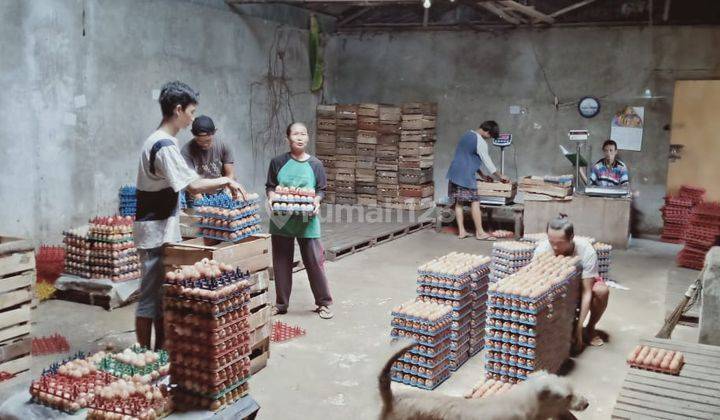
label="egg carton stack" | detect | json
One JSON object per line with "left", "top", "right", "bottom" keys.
{"left": 164, "top": 259, "right": 253, "bottom": 412}
{"left": 398, "top": 102, "right": 436, "bottom": 211}
{"left": 417, "top": 252, "right": 491, "bottom": 371}
{"left": 316, "top": 104, "right": 336, "bottom": 204}
{"left": 63, "top": 227, "right": 92, "bottom": 278}
{"left": 118, "top": 185, "right": 137, "bottom": 217}
{"left": 389, "top": 301, "right": 453, "bottom": 390}
{"left": 465, "top": 378, "right": 516, "bottom": 399}
{"left": 376, "top": 105, "right": 402, "bottom": 208}
{"left": 36, "top": 245, "right": 66, "bottom": 283}
{"left": 490, "top": 241, "right": 536, "bottom": 283}
{"left": 194, "top": 192, "right": 262, "bottom": 243}
{"left": 335, "top": 105, "right": 358, "bottom": 205}
{"left": 593, "top": 242, "right": 612, "bottom": 281}
{"left": 678, "top": 201, "right": 720, "bottom": 270}
{"left": 85, "top": 380, "right": 172, "bottom": 420}
{"left": 485, "top": 253, "right": 581, "bottom": 383}
{"left": 270, "top": 186, "right": 317, "bottom": 215}
{"left": 88, "top": 216, "right": 141, "bottom": 282}
{"left": 356, "top": 103, "right": 379, "bottom": 207}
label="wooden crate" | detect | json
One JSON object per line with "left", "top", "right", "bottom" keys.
{"left": 317, "top": 131, "right": 336, "bottom": 144}
{"left": 316, "top": 142, "right": 335, "bottom": 156}
{"left": 400, "top": 183, "right": 435, "bottom": 198}
{"left": 378, "top": 134, "right": 400, "bottom": 146}
{"left": 335, "top": 181, "right": 356, "bottom": 194}
{"left": 358, "top": 103, "right": 380, "bottom": 117}
{"left": 325, "top": 168, "right": 336, "bottom": 182}
{"left": 356, "top": 144, "right": 376, "bottom": 156}
{"left": 249, "top": 290, "right": 269, "bottom": 313}
{"left": 376, "top": 163, "right": 398, "bottom": 171}
{"left": 356, "top": 158, "right": 375, "bottom": 170}
{"left": 317, "top": 118, "right": 336, "bottom": 132}
{"left": 358, "top": 117, "right": 378, "bottom": 131}
{"left": 335, "top": 156, "right": 357, "bottom": 169}
{"left": 355, "top": 169, "right": 376, "bottom": 183}
{"left": 377, "top": 173, "right": 398, "bottom": 184}
{"left": 163, "top": 235, "right": 270, "bottom": 274}
{"left": 0, "top": 236, "right": 35, "bottom": 379}
{"left": 249, "top": 305, "right": 271, "bottom": 331}
{"left": 250, "top": 337, "right": 270, "bottom": 375}
{"left": 400, "top": 130, "right": 423, "bottom": 142}
{"left": 378, "top": 124, "right": 401, "bottom": 135}
{"left": 376, "top": 145, "right": 399, "bottom": 157}
{"left": 357, "top": 195, "right": 378, "bottom": 207}
{"left": 316, "top": 104, "right": 336, "bottom": 118}
{"left": 250, "top": 322, "right": 271, "bottom": 348}
{"left": 355, "top": 183, "right": 377, "bottom": 195}
{"left": 399, "top": 168, "right": 434, "bottom": 185}
{"left": 317, "top": 155, "right": 335, "bottom": 169}
{"left": 402, "top": 102, "right": 436, "bottom": 115}
{"left": 422, "top": 115, "right": 436, "bottom": 129}
{"left": 248, "top": 269, "right": 269, "bottom": 294}
{"left": 401, "top": 114, "right": 424, "bottom": 130}
{"left": 399, "top": 142, "right": 434, "bottom": 157}
{"left": 335, "top": 194, "right": 357, "bottom": 205}
{"left": 379, "top": 106, "right": 401, "bottom": 123}
{"left": 476, "top": 181, "right": 517, "bottom": 198}
{"left": 518, "top": 177, "right": 572, "bottom": 198}
{"left": 357, "top": 130, "right": 377, "bottom": 145}
{"left": 335, "top": 169, "right": 356, "bottom": 182}
{"left": 336, "top": 142, "right": 355, "bottom": 156}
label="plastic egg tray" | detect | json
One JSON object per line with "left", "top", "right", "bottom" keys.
{"left": 398, "top": 348, "right": 451, "bottom": 369}
{"left": 169, "top": 319, "right": 250, "bottom": 344}
{"left": 96, "top": 348, "right": 169, "bottom": 379}
{"left": 390, "top": 327, "right": 450, "bottom": 347}
{"left": 485, "top": 362, "right": 530, "bottom": 380}
{"left": 165, "top": 334, "right": 250, "bottom": 360}
{"left": 197, "top": 216, "right": 261, "bottom": 232}
{"left": 416, "top": 275, "right": 473, "bottom": 290}
{"left": 485, "top": 352, "right": 536, "bottom": 371}
{"left": 627, "top": 346, "right": 685, "bottom": 375}
{"left": 416, "top": 285, "right": 473, "bottom": 301}
{"left": 172, "top": 382, "right": 249, "bottom": 412}
{"left": 193, "top": 192, "right": 261, "bottom": 210}
{"left": 407, "top": 341, "right": 451, "bottom": 358}
{"left": 485, "top": 340, "right": 537, "bottom": 359}
{"left": 487, "top": 331, "right": 537, "bottom": 348}
{"left": 194, "top": 206, "right": 260, "bottom": 221}
{"left": 271, "top": 321, "right": 307, "bottom": 343}
{"left": 30, "top": 370, "right": 118, "bottom": 413}
{"left": 465, "top": 379, "right": 516, "bottom": 399}
{"left": 392, "top": 357, "right": 450, "bottom": 380}
{"left": 177, "top": 375, "right": 251, "bottom": 401}
{"left": 165, "top": 285, "right": 250, "bottom": 305}
{"left": 391, "top": 317, "right": 451, "bottom": 335}
{"left": 170, "top": 346, "right": 251, "bottom": 372}
{"left": 390, "top": 368, "right": 451, "bottom": 391}
{"left": 417, "top": 294, "right": 475, "bottom": 312}
{"left": 164, "top": 298, "right": 251, "bottom": 318}
{"left": 170, "top": 357, "right": 251, "bottom": 391}
{"left": 86, "top": 389, "right": 171, "bottom": 420}
{"left": 449, "top": 351, "right": 470, "bottom": 371}
{"left": 200, "top": 226, "right": 262, "bottom": 243}
{"left": 488, "top": 320, "right": 536, "bottom": 337}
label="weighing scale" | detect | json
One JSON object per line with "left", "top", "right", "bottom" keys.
{"left": 584, "top": 185, "right": 630, "bottom": 197}
{"left": 568, "top": 129, "right": 589, "bottom": 194}
{"left": 477, "top": 133, "right": 515, "bottom": 205}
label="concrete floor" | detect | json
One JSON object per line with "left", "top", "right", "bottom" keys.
{"left": 0, "top": 231, "right": 700, "bottom": 419}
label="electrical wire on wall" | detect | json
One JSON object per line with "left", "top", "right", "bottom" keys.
{"left": 249, "top": 27, "right": 299, "bottom": 185}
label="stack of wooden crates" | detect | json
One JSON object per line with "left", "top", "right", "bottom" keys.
{"left": 163, "top": 234, "right": 272, "bottom": 374}
{"left": 0, "top": 236, "right": 35, "bottom": 380}
{"left": 315, "top": 102, "right": 436, "bottom": 210}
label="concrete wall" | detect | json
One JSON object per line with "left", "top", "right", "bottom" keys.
{"left": 0, "top": 0, "right": 318, "bottom": 242}
{"left": 325, "top": 26, "right": 720, "bottom": 234}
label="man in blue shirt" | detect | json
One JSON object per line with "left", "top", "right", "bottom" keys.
{"left": 589, "top": 140, "right": 629, "bottom": 187}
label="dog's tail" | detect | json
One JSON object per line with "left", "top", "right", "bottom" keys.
{"left": 379, "top": 341, "right": 415, "bottom": 416}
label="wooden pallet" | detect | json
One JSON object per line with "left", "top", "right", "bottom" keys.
{"left": 250, "top": 337, "right": 270, "bottom": 375}
{"left": 0, "top": 237, "right": 35, "bottom": 379}
{"left": 612, "top": 337, "right": 720, "bottom": 420}
{"left": 324, "top": 220, "right": 434, "bottom": 261}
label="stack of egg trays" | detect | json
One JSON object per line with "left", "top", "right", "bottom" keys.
{"left": 484, "top": 271, "right": 577, "bottom": 382}
{"left": 389, "top": 309, "right": 453, "bottom": 390}
{"left": 416, "top": 274, "right": 475, "bottom": 371}
{"left": 118, "top": 185, "right": 137, "bottom": 217}
{"left": 490, "top": 243, "right": 533, "bottom": 283}
{"left": 165, "top": 273, "right": 253, "bottom": 406}
{"left": 469, "top": 266, "right": 490, "bottom": 356}
{"left": 594, "top": 243, "right": 612, "bottom": 281}
{"left": 194, "top": 194, "right": 262, "bottom": 243}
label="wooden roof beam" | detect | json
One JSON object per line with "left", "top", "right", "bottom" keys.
{"left": 477, "top": 1, "right": 525, "bottom": 25}
{"left": 550, "top": 0, "right": 597, "bottom": 18}
{"left": 497, "top": 0, "right": 554, "bottom": 24}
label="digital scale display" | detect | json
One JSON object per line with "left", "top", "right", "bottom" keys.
{"left": 493, "top": 133, "right": 512, "bottom": 147}
{"left": 568, "top": 130, "right": 589, "bottom": 141}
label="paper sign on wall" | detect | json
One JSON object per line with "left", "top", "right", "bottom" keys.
{"left": 610, "top": 106, "right": 644, "bottom": 151}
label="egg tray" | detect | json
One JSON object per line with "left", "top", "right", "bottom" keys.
{"left": 390, "top": 368, "right": 451, "bottom": 391}
{"left": 470, "top": 318, "right": 486, "bottom": 330}
{"left": 165, "top": 286, "right": 250, "bottom": 305}
{"left": 488, "top": 275, "right": 574, "bottom": 304}
{"left": 450, "top": 324, "right": 472, "bottom": 341}
{"left": 169, "top": 320, "right": 250, "bottom": 344}
{"left": 449, "top": 352, "right": 470, "bottom": 372}
{"left": 490, "top": 266, "right": 524, "bottom": 277}
{"left": 90, "top": 242, "right": 137, "bottom": 251}
{"left": 88, "top": 256, "right": 139, "bottom": 266}
{"left": 167, "top": 314, "right": 250, "bottom": 338}
{"left": 170, "top": 348, "right": 251, "bottom": 374}
{"left": 628, "top": 360, "right": 684, "bottom": 376}
{"left": 87, "top": 266, "right": 140, "bottom": 276}
{"left": 86, "top": 389, "right": 171, "bottom": 419}
{"left": 194, "top": 208, "right": 260, "bottom": 221}
{"left": 173, "top": 382, "right": 249, "bottom": 412}
{"left": 487, "top": 333, "right": 537, "bottom": 349}
{"left": 469, "top": 343, "right": 483, "bottom": 357}
{"left": 170, "top": 358, "right": 251, "bottom": 389}
{"left": 450, "top": 339, "right": 470, "bottom": 357}
{"left": 487, "top": 292, "right": 564, "bottom": 317}
{"left": 417, "top": 294, "right": 476, "bottom": 312}
{"left": 485, "top": 340, "right": 537, "bottom": 359}
{"left": 416, "top": 266, "right": 490, "bottom": 281}
{"left": 165, "top": 334, "right": 250, "bottom": 361}
{"left": 29, "top": 372, "right": 119, "bottom": 413}
{"left": 416, "top": 287, "right": 474, "bottom": 301}
{"left": 390, "top": 328, "right": 451, "bottom": 347}
{"left": 491, "top": 252, "right": 533, "bottom": 262}
{"left": 407, "top": 340, "right": 451, "bottom": 358}
{"left": 165, "top": 269, "right": 251, "bottom": 288}
{"left": 486, "top": 355, "right": 536, "bottom": 371}
{"left": 87, "top": 235, "right": 134, "bottom": 244}
{"left": 416, "top": 276, "right": 473, "bottom": 290}
{"left": 391, "top": 358, "right": 451, "bottom": 380}
{"left": 201, "top": 227, "right": 262, "bottom": 243}
{"left": 487, "top": 323, "right": 536, "bottom": 338}
{"left": 175, "top": 375, "right": 251, "bottom": 401}
{"left": 398, "top": 348, "right": 452, "bottom": 369}
{"left": 389, "top": 310, "right": 453, "bottom": 325}
{"left": 196, "top": 219, "right": 262, "bottom": 233}
{"left": 271, "top": 209, "right": 317, "bottom": 217}
{"left": 164, "top": 310, "right": 249, "bottom": 333}
{"left": 488, "top": 298, "right": 541, "bottom": 315}
{"left": 165, "top": 299, "right": 250, "bottom": 319}
{"left": 488, "top": 310, "right": 538, "bottom": 326}
{"left": 491, "top": 258, "right": 533, "bottom": 269}
{"left": 485, "top": 363, "right": 530, "bottom": 380}
{"left": 97, "top": 358, "right": 169, "bottom": 379}
{"left": 63, "top": 269, "right": 91, "bottom": 278}
{"left": 390, "top": 319, "right": 452, "bottom": 336}
{"left": 472, "top": 299, "right": 487, "bottom": 313}
{"left": 193, "top": 196, "right": 261, "bottom": 210}
{"left": 272, "top": 195, "right": 316, "bottom": 204}
{"left": 451, "top": 317, "right": 472, "bottom": 332}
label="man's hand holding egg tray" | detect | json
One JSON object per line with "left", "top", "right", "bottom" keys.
{"left": 270, "top": 186, "right": 318, "bottom": 216}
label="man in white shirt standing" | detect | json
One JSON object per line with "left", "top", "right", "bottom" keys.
{"left": 134, "top": 81, "right": 246, "bottom": 350}
{"left": 533, "top": 215, "right": 610, "bottom": 352}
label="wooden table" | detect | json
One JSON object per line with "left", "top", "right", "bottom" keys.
{"left": 523, "top": 195, "right": 631, "bottom": 248}
{"left": 612, "top": 337, "right": 720, "bottom": 419}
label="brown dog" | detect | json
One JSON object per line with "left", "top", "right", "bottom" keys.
{"left": 379, "top": 343, "right": 589, "bottom": 420}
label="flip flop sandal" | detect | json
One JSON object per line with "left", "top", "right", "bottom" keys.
{"left": 589, "top": 336, "right": 605, "bottom": 347}
{"left": 476, "top": 234, "right": 497, "bottom": 241}
{"left": 272, "top": 306, "right": 287, "bottom": 316}
{"left": 316, "top": 306, "right": 334, "bottom": 319}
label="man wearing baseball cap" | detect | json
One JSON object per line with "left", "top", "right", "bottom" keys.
{"left": 181, "top": 115, "right": 238, "bottom": 198}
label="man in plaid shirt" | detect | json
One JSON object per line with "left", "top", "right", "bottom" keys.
{"left": 589, "top": 140, "right": 629, "bottom": 187}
